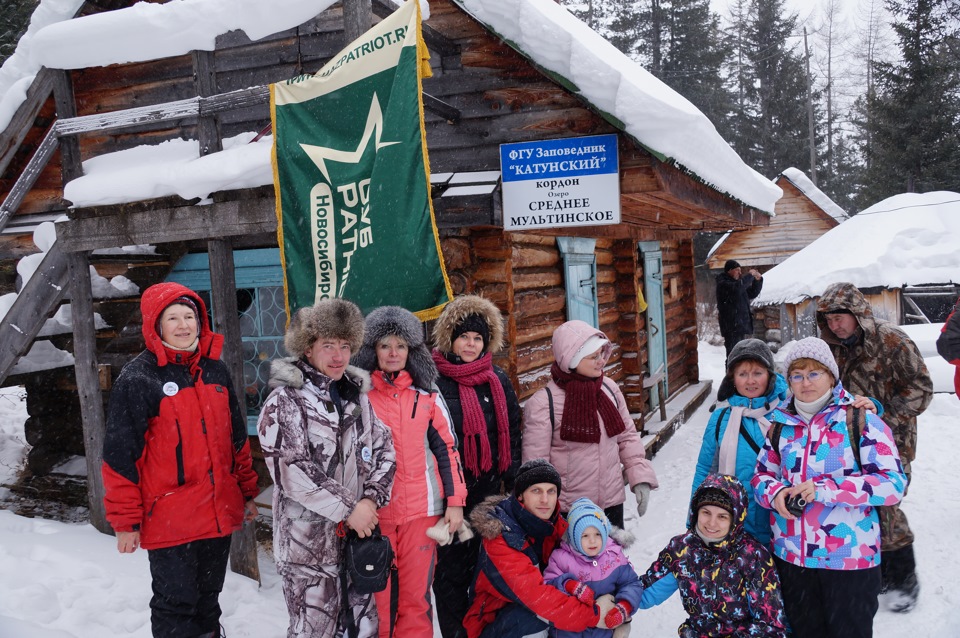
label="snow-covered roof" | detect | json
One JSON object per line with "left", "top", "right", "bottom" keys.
{"left": 452, "top": 0, "right": 780, "bottom": 213}
{"left": 6, "top": 0, "right": 780, "bottom": 214}
{"left": 779, "top": 167, "right": 848, "bottom": 223}
{"left": 754, "top": 191, "right": 960, "bottom": 305}
{"left": 0, "top": 0, "right": 83, "bottom": 132}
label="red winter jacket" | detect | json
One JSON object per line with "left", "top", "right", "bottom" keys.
{"left": 102, "top": 282, "right": 259, "bottom": 550}
{"left": 368, "top": 370, "right": 467, "bottom": 525}
{"left": 938, "top": 301, "right": 960, "bottom": 399}
{"left": 464, "top": 495, "right": 600, "bottom": 638}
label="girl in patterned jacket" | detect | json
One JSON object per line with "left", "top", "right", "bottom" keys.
{"left": 257, "top": 298, "right": 396, "bottom": 638}
{"left": 639, "top": 474, "right": 787, "bottom": 638}
{"left": 544, "top": 498, "right": 645, "bottom": 638}
{"left": 752, "top": 337, "right": 906, "bottom": 638}
{"left": 352, "top": 306, "right": 468, "bottom": 638}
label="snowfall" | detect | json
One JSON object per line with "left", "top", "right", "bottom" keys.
{"left": 0, "top": 333, "right": 957, "bottom": 638}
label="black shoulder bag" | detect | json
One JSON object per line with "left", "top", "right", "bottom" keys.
{"left": 338, "top": 524, "right": 398, "bottom": 638}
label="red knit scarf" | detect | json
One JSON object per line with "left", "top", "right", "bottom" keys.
{"left": 551, "top": 362, "right": 625, "bottom": 444}
{"left": 432, "top": 350, "right": 511, "bottom": 475}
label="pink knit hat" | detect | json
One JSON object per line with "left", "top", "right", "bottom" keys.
{"left": 783, "top": 337, "right": 840, "bottom": 381}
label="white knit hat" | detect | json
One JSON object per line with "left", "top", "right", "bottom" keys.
{"left": 568, "top": 335, "right": 609, "bottom": 370}
{"left": 782, "top": 337, "right": 840, "bottom": 381}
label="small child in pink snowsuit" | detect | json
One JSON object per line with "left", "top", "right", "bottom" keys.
{"left": 543, "top": 498, "right": 644, "bottom": 637}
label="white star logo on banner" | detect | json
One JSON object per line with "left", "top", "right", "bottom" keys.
{"left": 300, "top": 93, "right": 400, "bottom": 181}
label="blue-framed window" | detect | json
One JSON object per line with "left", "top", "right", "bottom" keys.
{"left": 166, "top": 248, "right": 286, "bottom": 434}
{"left": 557, "top": 237, "right": 599, "bottom": 327}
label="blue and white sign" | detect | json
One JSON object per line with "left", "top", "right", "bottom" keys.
{"left": 499, "top": 134, "right": 620, "bottom": 231}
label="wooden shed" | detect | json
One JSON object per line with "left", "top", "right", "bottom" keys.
{"left": 0, "top": 0, "right": 778, "bottom": 546}
{"left": 752, "top": 191, "right": 960, "bottom": 345}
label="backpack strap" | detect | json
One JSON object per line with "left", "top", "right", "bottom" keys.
{"left": 714, "top": 406, "right": 762, "bottom": 456}
{"left": 845, "top": 406, "right": 864, "bottom": 472}
{"left": 545, "top": 386, "right": 555, "bottom": 430}
{"left": 769, "top": 421, "right": 784, "bottom": 456}
{"left": 714, "top": 407, "right": 731, "bottom": 443}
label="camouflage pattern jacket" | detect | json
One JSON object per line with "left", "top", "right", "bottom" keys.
{"left": 257, "top": 358, "right": 395, "bottom": 567}
{"left": 817, "top": 283, "right": 932, "bottom": 469}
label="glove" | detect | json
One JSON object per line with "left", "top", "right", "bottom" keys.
{"left": 612, "top": 620, "right": 632, "bottom": 638}
{"left": 604, "top": 601, "right": 633, "bottom": 628}
{"left": 594, "top": 594, "right": 616, "bottom": 629}
{"left": 426, "top": 519, "right": 475, "bottom": 546}
{"left": 563, "top": 579, "right": 595, "bottom": 604}
{"left": 633, "top": 483, "right": 651, "bottom": 518}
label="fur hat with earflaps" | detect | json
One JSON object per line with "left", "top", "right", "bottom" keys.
{"left": 284, "top": 298, "right": 365, "bottom": 358}
{"left": 432, "top": 295, "right": 504, "bottom": 355}
{"left": 353, "top": 306, "right": 437, "bottom": 390}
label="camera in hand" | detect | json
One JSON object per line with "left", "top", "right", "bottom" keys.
{"left": 785, "top": 494, "right": 807, "bottom": 517}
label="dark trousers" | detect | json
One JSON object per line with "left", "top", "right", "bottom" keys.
{"left": 148, "top": 535, "right": 232, "bottom": 637}
{"left": 479, "top": 603, "right": 547, "bottom": 638}
{"left": 774, "top": 556, "right": 881, "bottom": 638}
{"left": 433, "top": 534, "right": 482, "bottom": 638}
{"left": 723, "top": 333, "right": 746, "bottom": 357}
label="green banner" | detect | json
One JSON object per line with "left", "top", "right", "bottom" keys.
{"left": 271, "top": 0, "right": 452, "bottom": 320}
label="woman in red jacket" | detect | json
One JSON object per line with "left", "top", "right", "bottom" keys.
{"left": 102, "top": 282, "right": 259, "bottom": 638}
{"left": 353, "top": 306, "right": 468, "bottom": 638}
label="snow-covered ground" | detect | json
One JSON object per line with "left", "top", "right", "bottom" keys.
{"left": 0, "top": 342, "right": 958, "bottom": 637}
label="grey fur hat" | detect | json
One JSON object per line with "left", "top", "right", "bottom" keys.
{"left": 352, "top": 306, "right": 437, "bottom": 390}
{"left": 432, "top": 295, "right": 504, "bottom": 355}
{"left": 284, "top": 298, "right": 364, "bottom": 357}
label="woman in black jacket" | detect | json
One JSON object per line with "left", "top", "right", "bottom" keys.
{"left": 430, "top": 295, "right": 522, "bottom": 638}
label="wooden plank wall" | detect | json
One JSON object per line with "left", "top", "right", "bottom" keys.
{"left": 662, "top": 240, "right": 699, "bottom": 393}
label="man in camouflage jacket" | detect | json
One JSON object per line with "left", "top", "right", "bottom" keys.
{"left": 817, "top": 282, "right": 932, "bottom": 613}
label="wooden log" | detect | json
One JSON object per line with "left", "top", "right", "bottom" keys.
{"left": 515, "top": 310, "right": 564, "bottom": 346}
{"left": 52, "top": 71, "right": 82, "bottom": 186}
{"left": 0, "top": 126, "right": 58, "bottom": 234}
{"left": 66, "top": 251, "right": 111, "bottom": 534}
{"left": 512, "top": 243, "right": 559, "bottom": 269}
{"left": 513, "top": 270, "right": 562, "bottom": 291}
{"left": 192, "top": 50, "right": 222, "bottom": 156}
{"left": 514, "top": 287, "right": 565, "bottom": 321}
{"left": 56, "top": 197, "right": 277, "bottom": 252}
{"left": 0, "top": 243, "right": 70, "bottom": 385}
{"left": 516, "top": 339, "right": 554, "bottom": 373}
{"left": 343, "top": 0, "right": 372, "bottom": 42}
{"left": 0, "top": 68, "right": 55, "bottom": 179}
{"left": 208, "top": 238, "right": 260, "bottom": 582}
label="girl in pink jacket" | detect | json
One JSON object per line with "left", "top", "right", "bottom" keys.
{"left": 353, "top": 306, "right": 468, "bottom": 638}
{"left": 523, "top": 320, "right": 657, "bottom": 527}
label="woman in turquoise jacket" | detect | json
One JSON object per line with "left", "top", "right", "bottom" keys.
{"left": 692, "top": 339, "right": 786, "bottom": 544}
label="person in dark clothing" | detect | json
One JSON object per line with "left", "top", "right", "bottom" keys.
{"left": 102, "top": 282, "right": 260, "bottom": 638}
{"left": 937, "top": 297, "right": 960, "bottom": 399}
{"left": 430, "top": 295, "right": 523, "bottom": 638}
{"left": 715, "top": 259, "right": 763, "bottom": 356}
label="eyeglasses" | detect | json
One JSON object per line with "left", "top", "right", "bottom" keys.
{"left": 788, "top": 371, "right": 826, "bottom": 384}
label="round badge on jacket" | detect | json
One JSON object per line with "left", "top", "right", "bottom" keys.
{"left": 361, "top": 446, "right": 372, "bottom": 462}
{"left": 163, "top": 382, "right": 179, "bottom": 396}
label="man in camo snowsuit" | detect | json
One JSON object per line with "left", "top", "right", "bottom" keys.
{"left": 257, "top": 298, "right": 396, "bottom": 637}
{"left": 817, "top": 282, "right": 932, "bottom": 613}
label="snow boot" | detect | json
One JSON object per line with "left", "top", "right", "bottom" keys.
{"left": 882, "top": 545, "right": 919, "bottom": 613}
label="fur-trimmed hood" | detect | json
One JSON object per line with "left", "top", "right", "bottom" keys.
{"left": 267, "top": 356, "right": 372, "bottom": 394}
{"left": 432, "top": 295, "right": 504, "bottom": 355}
{"left": 352, "top": 305, "right": 437, "bottom": 390}
{"left": 471, "top": 494, "right": 511, "bottom": 540}
{"left": 284, "top": 298, "right": 365, "bottom": 357}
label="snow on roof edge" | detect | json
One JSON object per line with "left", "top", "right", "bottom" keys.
{"left": 451, "top": 0, "right": 781, "bottom": 214}
{"left": 779, "top": 167, "right": 848, "bottom": 223}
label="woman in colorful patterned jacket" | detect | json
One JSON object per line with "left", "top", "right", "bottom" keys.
{"left": 639, "top": 473, "right": 787, "bottom": 638}
{"left": 752, "top": 337, "right": 906, "bottom": 638}
{"left": 464, "top": 460, "right": 614, "bottom": 638}
{"left": 102, "top": 282, "right": 260, "bottom": 637}
{"left": 257, "top": 298, "right": 396, "bottom": 638}
{"left": 430, "top": 294, "right": 523, "bottom": 638}
{"left": 352, "top": 305, "right": 468, "bottom": 638}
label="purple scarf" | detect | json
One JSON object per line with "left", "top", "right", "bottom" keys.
{"left": 551, "top": 362, "right": 625, "bottom": 443}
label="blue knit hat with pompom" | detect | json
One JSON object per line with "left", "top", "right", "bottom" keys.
{"left": 566, "top": 498, "right": 611, "bottom": 557}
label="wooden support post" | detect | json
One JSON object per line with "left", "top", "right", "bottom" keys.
{"left": 192, "top": 50, "right": 222, "bottom": 156}
{"left": 343, "top": 0, "right": 372, "bottom": 42}
{"left": 67, "top": 251, "right": 111, "bottom": 533}
{"left": 51, "top": 70, "right": 82, "bottom": 185}
{"left": 209, "top": 238, "right": 260, "bottom": 582}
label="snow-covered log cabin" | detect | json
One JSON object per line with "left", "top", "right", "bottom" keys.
{"left": 0, "top": 0, "right": 780, "bottom": 549}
